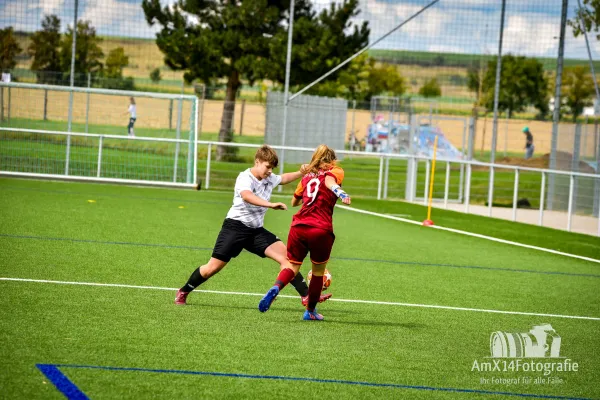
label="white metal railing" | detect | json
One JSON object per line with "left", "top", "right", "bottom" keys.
{"left": 0, "top": 82, "right": 197, "bottom": 100}
{"left": 1, "top": 132, "right": 598, "bottom": 235}
{"left": 0, "top": 127, "right": 198, "bottom": 188}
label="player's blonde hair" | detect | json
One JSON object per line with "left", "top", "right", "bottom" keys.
{"left": 255, "top": 145, "right": 279, "bottom": 167}
{"left": 306, "top": 144, "right": 337, "bottom": 174}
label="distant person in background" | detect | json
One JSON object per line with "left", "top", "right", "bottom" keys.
{"left": 125, "top": 97, "right": 136, "bottom": 137}
{"left": 523, "top": 126, "right": 534, "bottom": 159}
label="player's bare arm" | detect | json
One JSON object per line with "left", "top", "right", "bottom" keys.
{"left": 280, "top": 164, "right": 309, "bottom": 185}
{"left": 325, "top": 175, "right": 351, "bottom": 205}
{"left": 240, "top": 190, "right": 288, "bottom": 210}
{"left": 291, "top": 196, "right": 303, "bottom": 207}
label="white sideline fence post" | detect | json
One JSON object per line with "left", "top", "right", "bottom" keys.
{"left": 205, "top": 143, "right": 212, "bottom": 190}
{"left": 444, "top": 162, "right": 450, "bottom": 209}
{"left": 465, "top": 164, "right": 472, "bottom": 214}
{"left": 424, "top": 159, "right": 430, "bottom": 206}
{"left": 539, "top": 172, "right": 546, "bottom": 227}
{"left": 377, "top": 155, "right": 384, "bottom": 200}
{"left": 512, "top": 168, "right": 519, "bottom": 222}
{"left": 97, "top": 136, "right": 103, "bottom": 178}
{"left": 567, "top": 174, "right": 574, "bottom": 232}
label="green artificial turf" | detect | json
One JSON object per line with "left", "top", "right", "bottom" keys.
{"left": 0, "top": 178, "right": 598, "bottom": 399}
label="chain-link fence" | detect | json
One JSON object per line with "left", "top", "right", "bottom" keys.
{"left": 2, "top": 1, "right": 596, "bottom": 139}
{"left": 1, "top": 0, "right": 599, "bottom": 225}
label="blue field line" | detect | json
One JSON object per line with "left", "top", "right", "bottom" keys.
{"left": 2, "top": 233, "right": 598, "bottom": 278}
{"left": 36, "top": 364, "right": 89, "bottom": 400}
{"left": 39, "top": 364, "right": 595, "bottom": 400}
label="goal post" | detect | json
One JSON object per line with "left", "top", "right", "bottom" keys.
{"left": 0, "top": 82, "right": 199, "bottom": 188}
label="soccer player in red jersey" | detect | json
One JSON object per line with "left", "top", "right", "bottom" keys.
{"left": 258, "top": 144, "right": 351, "bottom": 320}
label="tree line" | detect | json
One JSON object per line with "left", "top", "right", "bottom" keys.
{"left": 141, "top": 0, "right": 410, "bottom": 159}
{"left": 1, "top": 0, "right": 598, "bottom": 159}
{"left": 0, "top": 15, "right": 133, "bottom": 90}
{"left": 467, "top": 55, "right": 597, "bottom": 122}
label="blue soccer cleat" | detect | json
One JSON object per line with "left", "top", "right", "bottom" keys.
{"left": 303, "top": 310, "right": 324, "bottom": 321}
{"left": 258, "top": 286, "right": 280, "bottom": 313}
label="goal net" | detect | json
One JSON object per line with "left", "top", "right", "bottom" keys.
{"left": 0, "top": 82, "right": 199, "bottom": 188}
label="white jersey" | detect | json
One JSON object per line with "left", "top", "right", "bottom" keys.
{"left": 226, "top": 168, "right": 282, "bottom": 228}
{"left": 128, "top": 104, "right": 136, "bottom": 118}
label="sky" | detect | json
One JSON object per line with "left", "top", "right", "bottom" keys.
{"left": 0, "top": 0, "right": 598, "bottom": 60}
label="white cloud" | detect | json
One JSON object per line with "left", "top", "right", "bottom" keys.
{"left": 503, "top": 14, "right": 560, "bottom": 57}
{"left": 359, "top": 0, "right": 454, "bottom": 50}
{"left": 37, "top": 0, "right": 65, "bottom": 15}
{"left": 351, "top": 0, "right": 598, "bottom": 59}
{"left": 79, "top": 0, "right": 159, "bottom": 37}
{"left": 0, "top": 0, "right": 60, "bottom": 32}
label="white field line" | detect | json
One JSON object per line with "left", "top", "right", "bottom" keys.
{"left": 336, "top": 205, "right": 600, "bottom": 265}
{"left": 1, "top": 277, "right": 598, "bottom": 321}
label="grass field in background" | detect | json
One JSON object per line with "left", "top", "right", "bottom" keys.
{"left": 0, "top": 178, "right": 598, "bottom": 399}
{"left": 2, "top": 115, "right": 597, "bottom": 212}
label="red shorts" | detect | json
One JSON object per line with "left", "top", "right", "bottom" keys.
{"left": 287, "top": 225, "right": 335, "bottom": 265}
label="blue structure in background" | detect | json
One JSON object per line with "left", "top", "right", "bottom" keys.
{"left": 366, "top": 121, "right": 464, "bottom": 161}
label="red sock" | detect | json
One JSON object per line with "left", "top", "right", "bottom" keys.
{"left": 307, "top": 274, "right": 324, "bottom": 311}
{"left": 274, "top": 268, "right": 296, "bottom": 290}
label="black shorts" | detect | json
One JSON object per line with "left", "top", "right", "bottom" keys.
{"left": 212, "top": 218, "right": 281, "bottom": 262}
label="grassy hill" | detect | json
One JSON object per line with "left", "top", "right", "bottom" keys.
{"left": 368, "top": 49, "right": 600, "bottom": 72}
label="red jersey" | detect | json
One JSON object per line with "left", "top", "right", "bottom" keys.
{"left": 291, "top": 166, "right": 344, "bottom": 233}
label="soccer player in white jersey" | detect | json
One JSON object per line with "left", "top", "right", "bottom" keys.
{"left": 125, "top": 97, "right": 136, "bottom": 137}
{"left": 175, "top": 145, "right": 332, "bottom": 306}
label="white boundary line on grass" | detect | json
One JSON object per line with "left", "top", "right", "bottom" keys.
{"left": 1, "top": 277, "right": 598, "bottom": 321}
{"left": 336, "top": 205, "right": 600, "bottom": 265}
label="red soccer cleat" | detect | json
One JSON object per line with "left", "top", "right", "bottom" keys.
{"left": 301, "top": 293, "right": 332, "bottom": 307}
{"left": 174, "top": 289, "right": 189, "bottom": 305}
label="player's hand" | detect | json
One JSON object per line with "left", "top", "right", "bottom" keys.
{"left": 270, "top": 202, "right": 288, "bottom": 210}
{"left": 300, "top": 164, "right": 309, "bottom": 175}
{"left": 341, "top": 195, "right": 351, "bottom": 205}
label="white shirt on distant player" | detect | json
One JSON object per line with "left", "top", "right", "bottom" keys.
{"left": 226, "top": 168, "right": 282, "bottom": 228}
{"left": 128, "top": 104, "right": 136, "bottom": 119}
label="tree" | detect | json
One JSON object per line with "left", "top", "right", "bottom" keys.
{"left": 28, "top": 15, "right": 62, "bottom": 84}
{"left": 100, "top": 47, "right": 134, "bottom": 90}
{"left": 309, "top": 53, "right": 368, "bottom": 100}
{"left": 142, "top": 0, "right": 369, "bottom": 160}
{"left": 561, "top": 66, "right": 595, "bottom": 121}
{"left": 467, "top": 67, "right": 483, "bottom": 105}
{"left": 419, "top": 78, "right": 441, "bottom": 98}
{"left": 309, "top": 53, "right": 405, "bottom": 102}
{"left": 105, "top": 47, "right": 129, "bottom": 79}
{"left": 569, "top": 0, "right": 600, "bottom": 40}
{"left": 150, "top": 67, "right": 162, "bottom": 83}
{"left": 368, "top": 62, "right": 405, "bottom": 100}
{"left": 0, "top": 27, "right": 22, "bottom": 71}
{"left": 60, "top": 20, "right": 104, "bottom": 85}
{"left": 467, "top": 55, "right": 549, "bottom": 118}
{"left": 467, "top": 56, "right": 491, "bottom": 108}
